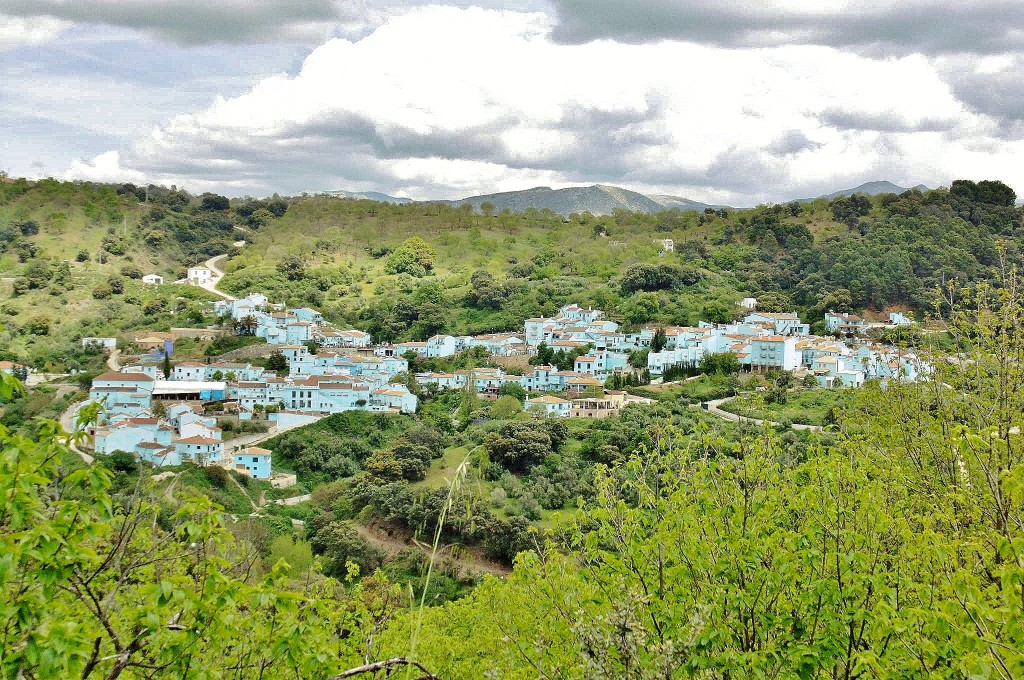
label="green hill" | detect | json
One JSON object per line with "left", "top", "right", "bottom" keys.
{"left": 1, "top": 176, "right": 1021, "bottom": 370}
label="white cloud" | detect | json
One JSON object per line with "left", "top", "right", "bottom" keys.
{"left": 63, "top": 150, "right": 146, "bottom": 183}
{"left": 0, "top": 13, "right": 67, "bottom": 50}
{"left": 56, "top": 5, "right": 1022, "bottom": 203}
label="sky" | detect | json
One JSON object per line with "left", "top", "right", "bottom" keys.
{"left": 2, "top": 0, "right": 1024, "bottom": 205}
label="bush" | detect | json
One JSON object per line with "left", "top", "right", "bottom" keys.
{"left": 204, "top": 465, "right": 230, "bottom": 489}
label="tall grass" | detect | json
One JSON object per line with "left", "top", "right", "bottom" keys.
{"left": 405, "top": 449, "right": 474, "bottom": 678}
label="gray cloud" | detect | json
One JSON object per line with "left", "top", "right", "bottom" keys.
{"left": 1, "top": 0, "right": 351, "bottom": 45}
{"left": 122, "top": 101, "right": 676, "bottom": 196}
{"left": 706, "top": 147, "right": 789, "bottom": 194}
{"left": 818, "top": 108, "right": 956, "bottom": 133}
{"left": 766, "top": 130, "right": 821, "bottom": 156}
{"left": 941, "top": 58, "right": 1024, "bottom": 136}
{"left": 549, "top": 0, "right": 1024, "bottom": 56}
{"left": 2, "top": 0, "right": 555, "bottom": 46}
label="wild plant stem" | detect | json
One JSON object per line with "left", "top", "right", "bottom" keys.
{"left": 406, "top": 450, "right": 472, "bottom": 678}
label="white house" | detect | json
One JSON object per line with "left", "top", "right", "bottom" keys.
{"left": 426, "top": 334, "right": 459, "bottom": 358}
{"left": 889, "top": 312, "right": 914, "bottom": 326}
{"left": 187, "top": 267, "right": 213, "bottom": 285}
{"left": 825, "top": 311, "right": 866, "bottom": 335}
{"left": 142, "top": 274, "right": 164, "bottom": 285}
{"left": 235, "top": 446, "right": 272, "bottom": 480}
{"left": 173, "top": 436, "right": 224, "bottom": 465}
{"left": 654, "top": 238, "right": 675, "bottom": 253}
{"left": 525, "top": 395, "right": 572, "bottom": 417}
{"left": 82, "top": 337, "right": 117, "bottom": 352}
{"left": 741, "top": 312, "right": 809, "bottom": 337}
{"left": 738, "top": 297, "right": 757, "bottom": 310}
{"left": 748, "top": 336, "right": 801, "bottom": 372}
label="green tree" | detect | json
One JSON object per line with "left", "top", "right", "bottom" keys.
{"left": 266, "top": 350, "right": 287, "bottom": 373}
{"left": 650, "top": 327, "right": 667, "bottom": 352}
{"left": 0, "top": 414, "right": 402, "bottom": 678}
{"left": 489, "top": 395, "right": 523, "bottom": 419}
{"left": 276, "top": 254, "right": 306, "bottom": 281}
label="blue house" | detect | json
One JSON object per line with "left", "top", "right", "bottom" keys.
{"left": 235, "top": 446, "right": 272, "bottom": 480}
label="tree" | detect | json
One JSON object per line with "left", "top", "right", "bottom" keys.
{"left": 235, "top": 314, "right": 258, "bottom": 336}
{"left": 162, "top": 353, "right": 171, "bottom": 379}
{"left": 702, "top": 301, "right": 732, "bottom": 324}
{"left": 277, "top": 255, "right": 306, "bottom": 281}
{"left": 699, "top": 351, "right": 740, "bottom": 375}
{"left": 384, "top": 237, "right": 436, "bottom": 277}
{"left": 266, "top": 350, "right": 287, "bottom": 373}
{"left": 120, "top": 264, "right": 143, "bottom": 279}
{"left": 650, "top": 327, "right": 667, "bottom": 353}
{"left": 0, "top": 413, "right": 398, "bottom": 678}
{"left": 484, "top": 421, "right": 556, "bottom": 473}
{"left": 480, "top": 201, "right": 495, "bottom": 217}
{"left": 200, "top": 192, "right": 230, "bottom": 211}
{"left": 489, "top": 395, "right": 523, "bottom": 420}
{"left": 248, "top": 207, "right": 275, "bottom": 228}
{"left": 754, "top": 291, "right": 793, "bottom": 313}
{"left": 497, "top": 382, "right": 527, "bottom": 401}
{"left": 25, "top": 316, "right": 50, "bottom": 336}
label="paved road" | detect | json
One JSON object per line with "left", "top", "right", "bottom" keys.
{"left": 198, "top": 253, "right": 236, "bottom": 301}
{"left": 703, "top": 397, "right": 823, "bottom": 433}
{"left": 274, "top": 494, "right": 311, "bottom": 507}
{"left": 58, "top": 400, "right": 94, "bottom": 463}
{"left": 106, "top": 348, "right": 121, "bottom": 371}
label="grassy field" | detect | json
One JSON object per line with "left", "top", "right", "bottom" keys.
{"left": 719, "top": 387, "right": 859, "bottom": 426}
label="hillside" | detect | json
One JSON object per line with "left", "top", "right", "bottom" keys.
{"left": 647, "top": 193, "right": 732, "bottom": 211}
{"left": 4, "top": 176, "right": 1024, "bottom": 678}
{"left": 1, "top": 176, "right": 1021, "bottom": 373}
{"left": 444, "top": 184, "right": 668, "bottom": 215}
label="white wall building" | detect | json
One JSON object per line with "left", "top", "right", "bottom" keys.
{"left": 187, "top": 267, "right": 213, "bottom": 285}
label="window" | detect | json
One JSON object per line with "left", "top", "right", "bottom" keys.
{"left": 252, "top": 457, "right": 258, "bottom": 463}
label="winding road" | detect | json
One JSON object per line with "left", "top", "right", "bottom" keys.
{"left": 702, "top": 397, "right": 824, "bottom": 433}
{"left": 199, "top": 253, "right": 236, "bottom": 301}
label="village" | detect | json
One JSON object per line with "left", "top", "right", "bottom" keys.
{"left": 74, "top": 290, "right": 927, "bottom": 479}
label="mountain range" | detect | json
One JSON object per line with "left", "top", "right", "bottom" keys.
{"left": 438, "top": 184, "right": 730, "bottom": 216}
{"left": 796, "top": 181, "right": 929, "bottom": 203}
{"left": 311, "top": 189, "right": 412, "bottom": 204}
{"left": 316, "top": 180, "right": 928, "bottom": 216}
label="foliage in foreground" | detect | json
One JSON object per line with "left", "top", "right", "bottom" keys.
{"left": 5, "top": 267, "right": 1024, "bottom": 678}
{"left": 380, "top": 276, "right": 1024, "bottom": 678}
{"left": 0, "top": 408, "right": 396, "bottom": 678}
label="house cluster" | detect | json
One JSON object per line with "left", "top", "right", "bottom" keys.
{"left": 643, "top": 311, "right": 925, "bottom": 387}
{"left": 90, "top": 384, "right": 228, "bottom": 468}
{"left": 525, "top": 390, "right": 654, "bottom": 419}
{"left": 416, "top": 364, "right": 603, "bottom": 396}
{"left": 395, "top": 332, "right": 528, "bottom": 359}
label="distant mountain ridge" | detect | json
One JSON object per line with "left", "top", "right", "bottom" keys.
{"left": 798, "top": 181, "right": 929, "bottom": 203}
{"left": 441, "top": 184, "right": 728, "bottom": 216}
{"left": 312, "top": 189, "right": 412, "bottom": 204}
{"left": 313, "top": 180, "right": 931, "bottom": 216}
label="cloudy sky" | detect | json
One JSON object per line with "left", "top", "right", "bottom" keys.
{"left": 2, "top": 0, "right": 1023, "bottom": 205}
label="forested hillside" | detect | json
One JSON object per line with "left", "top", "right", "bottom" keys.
{"left": 1, "top": 176, "right": 1020, "bottom": 372}
{"left": 0, "top": 179, "right": 281, "bottom": 369}
{"left": 220, "top": 178, "right": 1021, "bottom": 341}
{"left": 3, "top": 269, "right": 1024, "bottom": 677}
